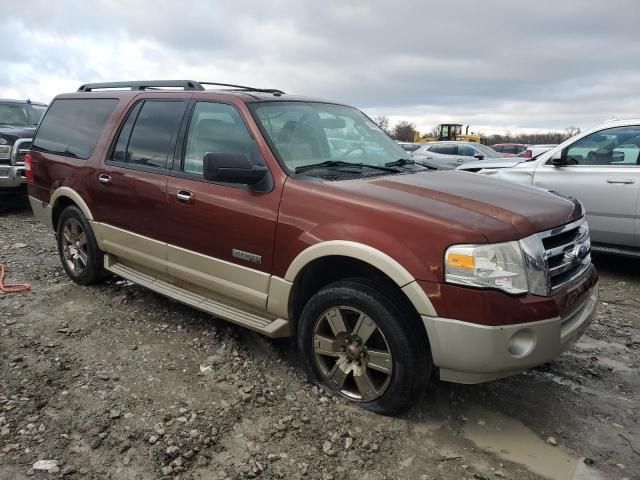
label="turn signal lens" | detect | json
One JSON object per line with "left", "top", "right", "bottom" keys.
{"left": 446, "top": 252, "right": 475, "bottom": 269}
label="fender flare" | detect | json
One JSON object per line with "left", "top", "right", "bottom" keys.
{"left": 278, "top": 240, "right": 437, "bottom": 317}
{"left": 50, "top": 187, "right": 94, "bottom": 222}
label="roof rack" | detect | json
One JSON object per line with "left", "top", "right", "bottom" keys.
{"left": 77, "top": 80, "right": 205, "bottom": 92}
{"left": 77, "top": 80, "right": 285, "bottom": 95}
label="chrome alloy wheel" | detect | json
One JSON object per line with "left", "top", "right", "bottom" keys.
{"left": 61, "top": 217, "right": 88, "bottom": 275}
{"left": 312, "top": 306, "right": 392, "bottom": 401}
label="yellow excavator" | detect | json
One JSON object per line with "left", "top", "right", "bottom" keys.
{"left": 414, "top": 124, "right": 483, "bottom": 144}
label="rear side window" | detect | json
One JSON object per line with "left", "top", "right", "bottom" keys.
{"left": 33, "top": 99, "right": 118, "bottom": 159}
{"left": 110, "top": 100, "right": 185, "bottom": 170}
{"left": 429, "top": 144, "right": 456, "bottom": 155}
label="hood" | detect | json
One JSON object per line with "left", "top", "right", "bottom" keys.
{"left": 326, "top": 170, "right": 583, "bottom": 242}
{"left": 456, "top": 158, "right": 526, "bottom": 171}
{"left": 0, "top": 125, "right": 36, "bottom": 143}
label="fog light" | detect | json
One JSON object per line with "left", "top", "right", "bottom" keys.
{"left": 508, "top": 329, "right": 536, "bottom": 357}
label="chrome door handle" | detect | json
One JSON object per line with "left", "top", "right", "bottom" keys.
{"left": 176, "top": 190, "right": 192, "bottom": 203}
{"left": 98, "top": 174, "right": 111, "bottom": 185}
{"left": 606, "top": 178, "right": 635, "bottom": 184}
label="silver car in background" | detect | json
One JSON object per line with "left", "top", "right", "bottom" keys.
{"left": 459, "top": 119, "right": 640, "bottom": 256}
{"left": 411, "top": 141, "right": 502, "bottom": 170}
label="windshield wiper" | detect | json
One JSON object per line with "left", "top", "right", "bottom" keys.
{"left": 295, "top": 160, "right": 401, "bottom": 174}
{"left": 385, "top": 158, "right": 437, "bottom": 170}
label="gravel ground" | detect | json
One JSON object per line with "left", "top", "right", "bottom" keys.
{"left": 1, "top": 200, "right": 639, "bottom": 480}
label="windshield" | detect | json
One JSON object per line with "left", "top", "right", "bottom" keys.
{"left": 251, "top": 102, "right": 408, "bottom": 173}
{"left": 0, "top": 102, "right": 46, "bottom": 127}
{"left": 474, "top": 144, "right": 502, "bottom": 158}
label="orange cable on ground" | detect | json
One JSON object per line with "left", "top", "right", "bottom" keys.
{"left": 0, "top": 264, "right": 31, "bottom": 293}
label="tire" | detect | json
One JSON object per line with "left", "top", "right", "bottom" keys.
{"left": 56, "top": 205, "right": 106, "bottom": 285}
{"left": 298, "top": 278, "right": 432, "bottom": 415}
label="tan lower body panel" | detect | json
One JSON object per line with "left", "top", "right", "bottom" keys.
{"left": 105, "top": 255, "right": 291, "bottom": 337}
{"left": 91, "top": 222, "right": 291, "bottom": 337}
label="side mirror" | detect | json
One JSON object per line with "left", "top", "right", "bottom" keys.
{"left": 473, "top": 153, "right": 484, "bottom": 160}
{"left": 550, "top": 149, "right": 568, "bottom": 166}
{"left": 203, "top": 152, "right": 269, "bottom": 187}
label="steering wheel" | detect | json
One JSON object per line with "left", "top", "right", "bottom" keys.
{"left": 339, "top": 146, "right": 366, "bottom": 159}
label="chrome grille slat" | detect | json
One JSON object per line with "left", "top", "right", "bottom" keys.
{"left": 520, "top": 216, "right": 591, "bottom": 296}
{"left": 543, "top": 218, "right": 591, "bottom": 291}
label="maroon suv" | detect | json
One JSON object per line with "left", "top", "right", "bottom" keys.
{"left": 27, "top": 80, "right": 597, "bottom": 414}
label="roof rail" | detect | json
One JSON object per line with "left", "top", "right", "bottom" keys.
{"left": 197, "top": 82, "right": 285, "bottom": 95}
{"left": 77, "top": 80, "right": 285, "bottom": 95}
{"left": 77, "top": 80, "right": 205, "bottom": 92}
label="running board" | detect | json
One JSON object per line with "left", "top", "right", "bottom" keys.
{"left": 104, "top": 255, "right": 291, "bottom": 338}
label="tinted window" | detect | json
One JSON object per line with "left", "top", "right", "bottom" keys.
{"left": 125, "top": 101, "right": 185, "bottom": 169}
{"left": 516, "top": 145, "right": 527, "bottom": 153}
{"left": 429, "top": 144, "right": 457, "bottom": 155}
{"left": 564, "top": 126, "right": 640, "bottom": 166}
{"left": 33, "top": 99, "right": 118, "bottom": 159}
{"left": 183, "top": 102, "right": 264, "bottom": 175}
{"left": 111, "top": 103, "right": 142, "bottom": 162}
{"left": 492, "top": 145, "right": 503, "bottom": 152}
{"left": 457, "top": 144, "right": 476, "bottom": 156}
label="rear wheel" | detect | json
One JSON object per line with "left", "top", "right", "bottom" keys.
{"left": 56, "top": 205, "right": 106, "bottom": 285}
{"left": 298, "top": 278, "right": 431, "bottom": 415}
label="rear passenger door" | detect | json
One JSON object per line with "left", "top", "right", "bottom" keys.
{"left": 421, "top": 144, "right": 459, "bottom": 169}
{"left": 91, "top": 99, "right": 188, "bottom": 270}
{"left": 164, "top": 101, "right": 281, "bottom": 310}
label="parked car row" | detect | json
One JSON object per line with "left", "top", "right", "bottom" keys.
{"left": 458, "top": 119, "right": 640, "bottom": 257}
{"left": 25, "top": 80, "right": 597, "bottom": 415}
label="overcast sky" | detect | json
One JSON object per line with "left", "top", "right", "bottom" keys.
{"left": 2, "top": 0, "right": 639, "bottom": 135}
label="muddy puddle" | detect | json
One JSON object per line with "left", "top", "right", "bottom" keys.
{"left": 463, "top": 404, "right": 603, "bottom": 480}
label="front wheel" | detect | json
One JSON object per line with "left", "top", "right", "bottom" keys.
{"left": 298, "top": 278, "right": 431, "bottom": 415}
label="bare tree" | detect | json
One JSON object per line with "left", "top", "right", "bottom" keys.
{"left": 392, "top": 121, "right": 417, "bottom": 142}
{"left": 373, "top": 115, "right": 392, "bottom": 135}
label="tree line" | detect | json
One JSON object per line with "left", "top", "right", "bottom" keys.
{"left": 372, "top": 115, "right": 580, "bottom": 145}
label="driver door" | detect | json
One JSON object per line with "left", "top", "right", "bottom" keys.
{"left": 532, "top": 125, "right": 640, "bottom": 248}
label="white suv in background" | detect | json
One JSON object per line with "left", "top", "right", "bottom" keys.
{"left": 459, "top": 119, "right": 640, "bottom": 256}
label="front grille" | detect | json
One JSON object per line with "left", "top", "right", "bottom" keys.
{"left": 540, "top": 218, "right": 591, "bottom": 291}
{"left": 11, "top": 138, "right": 32, "bottom": 166}
{"left": 520, "top": 216, "right": 591, "bottom": 296}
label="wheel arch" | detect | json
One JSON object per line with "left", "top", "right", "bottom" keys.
{"left": 50, "top": 187, "right": 94, "bottom": 230}
{"left": 270, "top": 241, "right": 437, "bottom": 325}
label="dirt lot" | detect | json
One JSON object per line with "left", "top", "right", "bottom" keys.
{"left": 0, "top": 201, "right": 638, "bottom": 480}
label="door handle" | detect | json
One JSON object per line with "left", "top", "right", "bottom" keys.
{"left": 98, "top": 174, "right": 111, "bottom": 185}
{"left": 606, "top": 178, "right": 635, "bottom": 184}
{"left": 176, "top": 190, "right": 193, "bottom": 204}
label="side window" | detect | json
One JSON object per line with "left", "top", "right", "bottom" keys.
{"left": 516, "top": 145, "right": 527, "bottom": 154}
{"left": 126, "top": 101, "right": 185, "bottom": 169}
{"left": 503, "top": 145, "right": 516, "bottom": 155}
{"left": 111, "top": 102, "right": 142, "bottom": 162}
{"left": 492, "top": 145, "right": 503, "bottom": 152}
{"left": 430, "top": 144, "right": 456, "bottom": 155}
{"left": 564, "top": 126, "right": 640, "bottom": 166}
{"left": 183, "top": 102, "right": 265, "bottom": 176}
{"left": 457, "top": 144, "right": 476, "bottom": 156}
{"left": 33, "top": 98, "right": 118, "bottom": 159}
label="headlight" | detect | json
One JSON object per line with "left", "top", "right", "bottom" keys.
{"left": 445, "top": 241, "right": 528, "bottom": 294}
{"left": 0, "top": 145, "right": 11, "bottom": 160}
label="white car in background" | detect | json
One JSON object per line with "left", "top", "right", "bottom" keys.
{"left": 458, "top": 119, "right": 640, "bottom": 256}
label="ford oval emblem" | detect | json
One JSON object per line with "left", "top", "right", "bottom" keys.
{"left": 574, "top": 243, "right": 590, "bottom": 261}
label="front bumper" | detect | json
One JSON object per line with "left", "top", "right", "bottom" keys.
{"left": 423, "top": 282, "right": 598, "bottom": 383}
{"left": 0, "top": 164, "right": 26, "bottom": 189}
